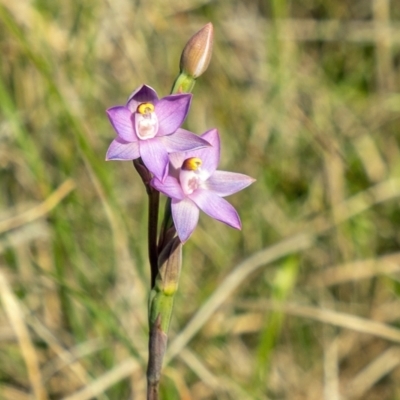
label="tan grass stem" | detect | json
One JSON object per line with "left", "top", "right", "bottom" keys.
{"left": 61, "top": 358, "right": 140, "bottom": 400}
{"left": 166, "top": 233, "right": 314, "bottom": 363}
{"left": 0, "top": 270, "right": 48, "bottom": 400}
{"left": 0, "top": 179, "right": 75, "bottom": 234}
{"left": 237, "top": 301, "right": 400, "bottom": 344}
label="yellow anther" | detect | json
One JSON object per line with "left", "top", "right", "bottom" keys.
{"left": 182, "top": 157, "right": 202, "bottom": 171}
{"left": 137, "top": 102, "right": 155, "bottom": 114}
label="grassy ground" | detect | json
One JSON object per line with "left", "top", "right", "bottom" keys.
{"left": 1, "top": 0, "right": 400, "bottom": 399}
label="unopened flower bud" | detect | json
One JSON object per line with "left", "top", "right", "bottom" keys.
{"left": 180, "top": 22, "right": 214, "bottom": 78}
{"left": 157, "top": 237, "right": 182, "bottom": 296}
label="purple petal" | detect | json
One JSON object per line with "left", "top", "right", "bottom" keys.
{"left": 204, "top": 171, "right": 255, "bottom": 197}
{"left": 200, "top": 128, "right": 220, "bottom": 148}
{"left": 151, "top": 176, "right": 185, "bottom": 200}
{"left": 140, "top": 138, "right": 170, "bottom": 181}
{"left": 171, "top": 198, "right": 200, "bottom": 243}
{"left": 189, "top": 189, "right": 241, "bottom": 230}
{"left": 196, "top": 129, "right": 220, "bottom": 175}
{"left": 169, "top": 151, "right": 186, "bottom": 171}
{"left": 126, "top": 85, "right": 159, "bottom": 112}
{"left": 106, "top": 138, "right": 140, "bottom": 160}
{"left": 107, "top": 107, "right": 137, "bottom": 142}
{"left": 155, "top": 94, "right": 192, "bottom": 136}
{"left": 162, "top": 128, "right": 210, "bottom": 152}
{"left": 178, "top": 129, "right": 220, "bottom": 178}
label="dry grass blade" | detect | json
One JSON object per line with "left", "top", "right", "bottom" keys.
{"left": 308, "top": 178, "right": 400, "bottom": 235}
{"left": 61, "top": 358, "right": 140, "bottom": 400}
{"left": 41, "top": 339, "right": 105, "bottom": 381}
{"left": 344, "top": 346, "right": 400, "bottom": 399}
{"left": 262, "top": 19, "right": 400, "bottom": 43}
{"left": 179, "top": 349, "right": 254, "bottom": 400}
{"left": 0, "top": 221, "right": 49, "bottom": 255}
{"left": 237, "top": 301, "right": 400, "bottom": 344}
{"left": 0, "top": 384, "right": 32, "bottom": 400}
{"left": 179, "top": 348, "right": 220, "bottom": 390}
{"left": 323, "top": 338, "right": 340, "bottom": 400}
{"left": 307, "top": 252, "right": 400, "bottom": 287}
{"left": 0, "top": 179, "right": 75, "bottom": 235}
{"left": 329, "top": 178, "right": 400, "bottom": 226}
{"left": 166, "top": 233, "right": 314, "bottom": 363}
{"left": 0, "top": 269, "right": 48, "bottom": 400}
{"left": 26, "top": 315, "right": 108, "bottom": 399}
{"left": 373, "top": 0, "right": 394, "bottom": 92}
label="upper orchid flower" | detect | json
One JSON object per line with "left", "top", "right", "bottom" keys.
{"left": 106, "top": 84, "right": 210, "bottom": 181}
{"left": 151, "top": 129, "right": 255, "bottom": 242}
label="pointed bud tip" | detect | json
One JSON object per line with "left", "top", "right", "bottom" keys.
{"left": 202, "top": 22, "right": 213, "bottom": 35}
{"left": 180, "top": 22, "right": 214, "bottom": 79}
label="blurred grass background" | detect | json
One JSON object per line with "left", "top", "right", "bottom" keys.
{"left": 1, "top": 0, "right": 400, "bottom": 399}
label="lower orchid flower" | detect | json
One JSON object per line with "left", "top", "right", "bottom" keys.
{"left": 151, "top": 128, "right": 255, "bottom": 242}
{"left": 106, "top": 84, "right": 210, "bottom": 181}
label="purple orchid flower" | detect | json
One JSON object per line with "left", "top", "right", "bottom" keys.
{"left": 105, "top": 84, "right": 210, "bottom": 181}
{"left": 151, "top": 129, "right": 255, "bottom": 242}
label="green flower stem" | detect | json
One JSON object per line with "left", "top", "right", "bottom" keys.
{"left": 148, "top": 72, "right": 195, "bottom": 332}
{"left": 158, "top": 197, "right": 174, "bottom": 251}
{"left": 148, "top": 188, "right": 160, "bottom": 288}
{"left": 146, "top": 315, "right": 167, "bottom": 400}
{"left": 149, "top": 237, "right": 182, "bottom": 332}
{"left": 146, "top": 70, "right": 197, "bottom": 400}
{"left": 171, "top": 72, "right": 196, "bottom": 95}
{"left": 133, "top": 159, "right": 159, "bottom": 288}
{"left": 146, "top": 239, "right": 182, "bottom": 400}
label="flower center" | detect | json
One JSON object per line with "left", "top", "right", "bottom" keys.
{"left": 179, "top": 157, "right": 203, "bottom": 195}
{"left": 182, "top": 157, "right": 202, "bottom": 171}
{"left": 135, "top": 102, "right": 158, "bottom": 140}
{"left": 137, "top": 103, "right": 155, "bottom": 114}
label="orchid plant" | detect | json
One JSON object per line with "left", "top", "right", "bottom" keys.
{"left": 105, "top": 23, "right": 254, "bottom": 400}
